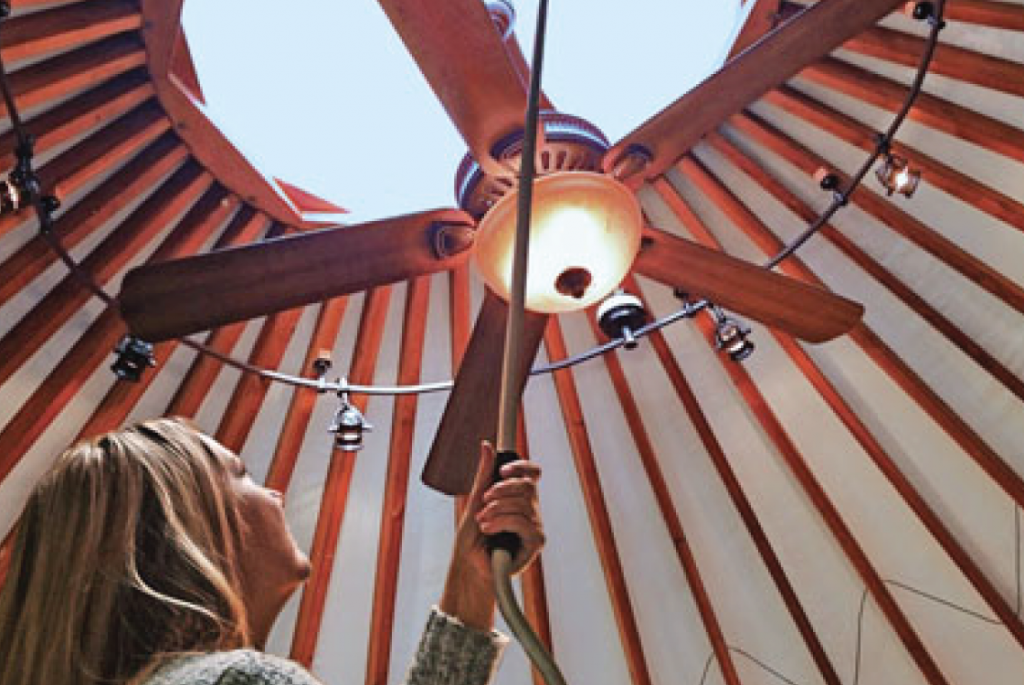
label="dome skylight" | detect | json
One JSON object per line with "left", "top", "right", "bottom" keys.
{"left": 182, "top": 1, "right": 747, "bottom": 224}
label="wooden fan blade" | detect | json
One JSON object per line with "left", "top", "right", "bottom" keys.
{"left": 422, "top": 290, "right": 548, "bottom": 495}
{"left": 377, "top": 0, "right": 527, "bottom": 175}
{"left": 602, "top": 0, "right": 905, "bottom": 182}
{"left": 118, "top": 209, "right": 474, "bottom": 342}
{"left": 634, "top": 227, "right": 863, "bottom": 343}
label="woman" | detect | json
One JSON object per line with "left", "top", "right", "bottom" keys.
{"left": 0, "top": 417, "right": 544, "bottom": 685}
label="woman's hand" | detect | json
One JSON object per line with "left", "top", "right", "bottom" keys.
{"left": 439, "top": 441, "right": 544, "bottom": 630}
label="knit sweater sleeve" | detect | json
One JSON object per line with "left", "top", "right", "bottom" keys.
{"left": 144, "top": 609, "right": 506, "bottom": 685}
{"left": 400, "top": 607, "right": 509, "bottom": 685}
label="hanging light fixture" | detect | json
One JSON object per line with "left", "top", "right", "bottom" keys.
{"left": 709, "top": 306, "right": 754, "bottom": 362}
{"left": 473, "top": 171, "right": 643, "bottom": 314}
{"left": 597, "top": 290, "right": 648, "bottom": 349}
{"left": 111, "top": 335, "right": 156, "bottom": 381}
{"left": 329, "top": 386, "right": 372, "bottom": 452}
{"left": 875, "top": 153, "right": 921, "bottom": 198}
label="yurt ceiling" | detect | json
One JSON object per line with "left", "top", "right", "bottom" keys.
{"left": 2, "top": 1, "right": 1024, "bottom": 684}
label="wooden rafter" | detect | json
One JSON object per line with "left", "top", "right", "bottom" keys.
{"left": 761, "top": 84, "right": 1024, "bottom": 237}
{"left": 544, "top": 320, "right": 655, "bottom": 685}
{"left": 365, "top": 276, "right": 431, "bottom": 685}
{"left": 77, "top": 205, "right": 268, "bottom": 440}
{"left": 0, "top": 132, "right": 187, "bottom": 306}
{"left": 289, "top": 286, "right": 393, "bottom": 667}
{"left": 0, "top": 163, "right": 211, "bottom": 389}
{"left": 706, "top": 130, "right": 1024, "bottom": 405}
{"left": 675, "top": 152, "right": 1024, "bottom": 513}
{"left": 659, "top": 178, "right": 952, "bottom": 685}
{"left": 264, "top": 297, "right": 350, "bottom": 493}
{"left": 588, "top": 316, "right": 744, "bottom": 685}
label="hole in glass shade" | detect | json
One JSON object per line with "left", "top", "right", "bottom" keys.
{"left": 555, "top": 267, "right": 593, "bottom": 299}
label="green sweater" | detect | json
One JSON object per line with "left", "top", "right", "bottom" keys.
{"left": 145, "top": 609, "right": 508, "bottom": 685}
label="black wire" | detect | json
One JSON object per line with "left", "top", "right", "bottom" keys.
{"left": 762, "top": 0, "right": 947, "bottom": 271}
{"left": 3, "top": 2, "right": 946, "bottom": 393}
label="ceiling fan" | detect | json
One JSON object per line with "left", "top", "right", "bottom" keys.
{"left": 118, "top": 0, "right": 901, "bottom": 495}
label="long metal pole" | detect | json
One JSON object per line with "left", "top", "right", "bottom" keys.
{"left": 496, "top": 0, "right": 548, "bottom": 454}
{"left": 489, "top": 2, "right": 569, "bottom": 685}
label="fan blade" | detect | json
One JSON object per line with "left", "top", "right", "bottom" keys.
{"left": 602, "top": 0, "right": 905, "bottom": 181}
{"left": 422, "top": 290, "right": 548, "bottom": 495}
{"left": 119, "top": 209, "right": 474, "bottom": 342}
{"left": 378, "top": 0, "right": 527, "bottom": 175}
{"left": 634, "top": 227, "right": 863, "bottom": 343}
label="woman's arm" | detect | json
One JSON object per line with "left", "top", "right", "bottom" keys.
{"left": 405, "top": 441, "right": 545, "bottom": 685}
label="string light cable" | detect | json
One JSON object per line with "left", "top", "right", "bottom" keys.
{"left": 763, "top": 0, "right": 946, "bottom": 269}
{"left": 0, "top": 3, "right": 945, "bottom": 684}
{"left": 0, "top": 2, "right": 944, "bottom": 397}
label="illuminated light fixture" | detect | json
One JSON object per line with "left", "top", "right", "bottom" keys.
{"left": 111, "top": 335, "right": 156, "bottom": 381}
{"left": 330, "top": 386, "right": 372, "bottom": 452}
{"left": 0, "top": 177, "right": 21, "bottom": 214}
{"left": 473, "top": 171, "right": 643, "bottom": 314}
{"left": 875, "top": 153, "right": 920, "bottom": 198}
{"left": 709, "top": 306, "right": 754, "bottom": 362}
{"left": 597, "top": 290, "right": 648, "bottom": 349}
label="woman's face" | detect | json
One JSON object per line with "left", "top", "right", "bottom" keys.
{"left": 205, "top": 438, "right": 312, "bottom": 602}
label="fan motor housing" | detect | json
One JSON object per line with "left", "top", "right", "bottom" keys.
{"left": 455, "top": 111, "right": 610, "bottom": 219}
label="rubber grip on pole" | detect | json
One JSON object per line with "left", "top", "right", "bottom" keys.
{"left": 486, "top": 450, "right": 523, "bottom": 558}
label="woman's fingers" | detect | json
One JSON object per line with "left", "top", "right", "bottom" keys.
{"left": 466, "top": 441, "right": 497, "bottom": 514}
{"left": 482, "top": 478, "right": 537, "bottom": 505}
{"left": 496, "top": 460, "right": 541, "bottom": 481}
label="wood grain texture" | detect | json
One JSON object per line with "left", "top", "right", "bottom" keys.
{"left": 1, "top": 34, "right": 146, "bottom": 116}
{"left": 0, "top": 308, "right": 126, "bottom": 487}
{"left": 800, "top": 57, "right": 1024, "bottom": 165}
{"left": 422, "top": 290, "right": 547, "bottom": 495}
{"left": 707, "top": 131, "right": 1024, "bottom": 404}
{"left": 708, "top": 318, "right": 952, "bottom": 685}
{"left": 0, "top": 0, "right": 140, "bottom": 64}
{"left": 844, "top": 24, "right": 1024, "bottom": 98}
{"left": 623, "top": 280, "right": 843, "bottom": 685}
{"left": 634, "top": 223, "right": 862, "bottom": 343}
{"left": 161, "top": 217, "right": 279, "bottom": 419}
{"left": 214, "top": 304, "right": 308, "bottom": 453}
{"left": 728, "top": 111, "right": 1024, "bottom": 318}
{"left": 377, "top": 0, "right": 527, "bottom": 175}
{"left": 0, "top": 68, "right": 152, "bottom": 169}
{"left": 139, "top": 0, "right": 308, "bottom": 226}
{"left": 945, "top": 0, "right": 1024, "bottom": 31}
{"left": 773, "top": 331, "right": 1024, "bottom": 651}
{"left": 119, "top": 209, "right": 473, "bottom": 341}
{"left": 75, "top": 207, "right": 270, "bottom": 440}
{"left": 674, "top": 143, "right": 1024, "bottom": 512}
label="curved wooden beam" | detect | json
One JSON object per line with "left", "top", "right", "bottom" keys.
{"left": 139, "top": 0, "right": 309, "bottom": 226}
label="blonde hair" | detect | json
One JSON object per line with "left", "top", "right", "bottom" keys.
{"left": 0, "top": 418, "right": 251, "bottom": 685}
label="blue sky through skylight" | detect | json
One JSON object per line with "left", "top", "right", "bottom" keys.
{"left": 182, "top": 1, "right": 748, "bottom": 224}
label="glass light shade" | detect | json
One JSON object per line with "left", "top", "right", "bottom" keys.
{"left": 473, "top": 172, "right": 642, "bottom": 314}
